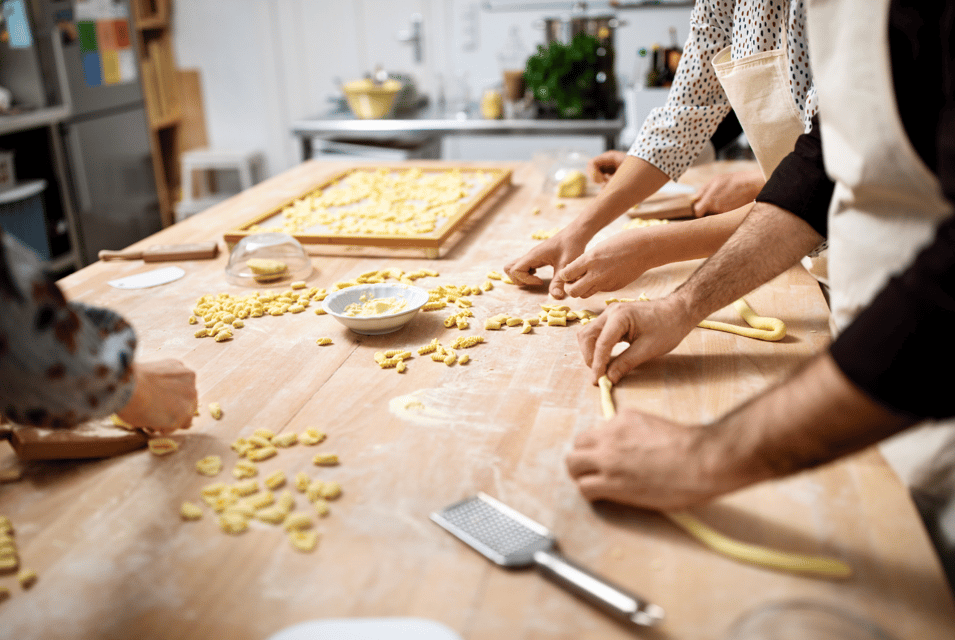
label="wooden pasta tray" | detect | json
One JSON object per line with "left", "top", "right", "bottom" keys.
{"left": 224, "top": 165, "right": 512, "bottom": 259}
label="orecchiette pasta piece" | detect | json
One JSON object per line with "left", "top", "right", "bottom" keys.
{"left": 277, "top": 490, "right": 295, "bottom": 513}
{"left": 195, "top": 455, "right": 223, "bottom": 476}
{"left": 284, "top": 512, "right": 313, "bottom": 531}
{"left": 148, "top": 438, "right": 178, "bottom": 456}
{"left": 201, "top": 482, "right": 228, "bottom": 497}
{"left": 288, "top": 529, "right": 319, "bottom": 552}
{"left": 247, "top": 435, "right": 272, "bottom": 448}
{"left": 299, "top": 428, "right": 326, "bottom": 445}
{"left": 16, "top": 568, "right": 37, "bottom": 589}
{"left": 264, "top": 470, "right": 286, "bottom": 490}
{"left": 232, "top": 479, "right": 259, "bottom": 496}
{"left": 272, "top": 432, "right": 298, "bottom": 447}
{"left": 256, "top": 506, "right": 287, "bottom": 525}
{"left": 233, "top": 460, "right": 258, "bottom": 480}
{"left": 245, "top": 491, "right": 275, "bottom": 510}
{"left": 218, "top": 512, "right": 249, "bottom": 535}
{"left": 248, "top": 445, "right": 278, "bottom": 462}
{"left": 319, "top": 481, "right": 342, "bottom": 500}
{"left": 180, "top": 502, "right": 203, "bottom": 521}
{"left": 306, "top": 480, "right": 325, "bottom": 502}
{"left": 209, "top": 403, "right": 223, "bottom": 420}
{"left": 312, "top": 453, "right": 339, "bottom": 466}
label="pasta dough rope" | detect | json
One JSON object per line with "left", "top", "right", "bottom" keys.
{"left": 596, "top": 377, "right": 851, "bottom": 578}
{"left": 698, "top": 299, "right": 786, "bottom": 342}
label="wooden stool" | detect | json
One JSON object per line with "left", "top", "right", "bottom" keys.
{"left": 176, "top": 149, "right": 263, "bottom": 222}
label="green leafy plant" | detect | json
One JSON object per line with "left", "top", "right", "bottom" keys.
{"left": 524, "top": 33, "right": 601, "bottom": 119}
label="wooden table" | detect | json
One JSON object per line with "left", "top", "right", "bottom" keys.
{"left": 1, "top": 160, "right": 953, "bottom": 640}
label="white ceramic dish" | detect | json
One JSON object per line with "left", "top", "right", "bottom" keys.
{"left": 322, "top": 283, "right": 430, "bottom": 335}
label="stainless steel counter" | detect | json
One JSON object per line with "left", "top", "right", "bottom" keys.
{"left": 291, "top": 101, "right": 625, "bottom": 161}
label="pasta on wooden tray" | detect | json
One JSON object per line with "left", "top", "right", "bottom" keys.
{"left": 224, "top": 166, "right": 511, "bottom": 257}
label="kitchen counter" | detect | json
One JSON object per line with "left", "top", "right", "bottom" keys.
{"left": 1, "top": 159, "right": 953, "bottom": 640}
{"left": 291, "top": 102, "right": 625, "bottom": 160}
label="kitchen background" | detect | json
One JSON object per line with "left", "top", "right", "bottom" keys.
{"left": 0, "top": 0, "right": 697, "bottom": 270}
{"left": 173, "top": 0, "right": 694, "bottom": 175}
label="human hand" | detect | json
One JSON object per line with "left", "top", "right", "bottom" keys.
{"left": 116, "top": 359, "right": 198, "bottom": 434}
{"left": 566, "top": 409, "right": 723, "bottom": 510}
{"left": 588, "top": 150, "right": 628, "bottom": 186}
{"left": 503, "top": 227, "right": 591, "bottom": 299}
{"left": 576, "top": 296, "right": 697, "bottom": 384}
{"left": 691, "top": 170, "right": 765, "bottom": 217}
{"left": 560, "top": 230, "right": 651, "bottom": 299}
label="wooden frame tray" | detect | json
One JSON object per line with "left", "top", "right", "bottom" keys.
{"left": 224, "top": 165, "right": 512, "bottom": 259}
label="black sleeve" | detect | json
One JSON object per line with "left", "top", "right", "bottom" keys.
{"left": 829, "top": 0, "right": 955, "bottom": 419}
{"left": 754, "top": 115, "right": 833, "bottom": 238}
{"left": 830, "top": 213, "right": 955, "bottom": 419}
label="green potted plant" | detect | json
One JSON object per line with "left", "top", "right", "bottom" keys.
{"left": 524, "top": 32, "right": 616, "bottom": 119}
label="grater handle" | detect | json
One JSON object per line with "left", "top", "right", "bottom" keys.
{"left": 533, "top": 549, "right": 664, "bottom": 627}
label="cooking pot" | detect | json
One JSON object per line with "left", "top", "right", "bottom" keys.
{"left": 538, "top": 14, "right": 625, "bottom": 46}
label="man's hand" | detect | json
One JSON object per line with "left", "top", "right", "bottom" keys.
{"left": 577, "top": 296, "right": 698, "bottom": 384}
{"left": 566, "top": 409, "right": 723, "bottom": 510}
{"left": 503, "top": 227, "right": 590, "bottom": 299}
{"left": 116, "top": 359, "right": 198, "bottom": 434}
{"left": 560, "top": 230, "right": 653, "bottom": 299}
{"left": 588, "top": 150, "right": 628, "bottom": 185}
{"left": 691, "top": 170, "right": 765, "bottom": 217}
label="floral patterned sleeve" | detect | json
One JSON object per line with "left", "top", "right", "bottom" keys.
{"left": 0, "top": 228, "right": 136, "bottom": 428}
{"left": 628, "top": 0, "right": 734, "bottom": 180}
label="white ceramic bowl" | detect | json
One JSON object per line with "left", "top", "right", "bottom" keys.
{"left": 322, "top": 283, "right": 430, "bottom": 335}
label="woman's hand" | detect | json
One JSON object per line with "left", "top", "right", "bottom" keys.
{"left": 691, "top": 169, "right": 765, "bottom": 217}
{"left": 588, "top": 150, "right": 628, "bottom": 186}
{"left": 116, "top": 359, "right": 198, "bottom": 434}
{"left": 503, "top": 226, "right": 592, "bottom": 299}
{"left": 560, "top": 229, "right": 654, "bottom": 299}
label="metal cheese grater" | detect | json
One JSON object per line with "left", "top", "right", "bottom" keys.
{"left": 431, "top": 493, "right": 665, "bottom": 628}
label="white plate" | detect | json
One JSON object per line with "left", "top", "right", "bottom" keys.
{"left": 322, "top": 283, "right": 430, "bottom": 335}
{"left": 267, "top": 617, "right": 462, "bottom": 640}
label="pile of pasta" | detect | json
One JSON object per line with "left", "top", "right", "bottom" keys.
{"left": 247, "top": 167, "right": 497, "bottom": 237}
{"left": 0, "top": 515, "right": 37, "bottom": 604}
{"left": 155, "top": 423, "right": 343, "bottom": 553}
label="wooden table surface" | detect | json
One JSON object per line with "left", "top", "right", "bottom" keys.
{"left": 1, "top": 160, "right": 953, "bottom": 640}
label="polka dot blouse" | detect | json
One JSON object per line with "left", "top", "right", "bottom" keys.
{"left": 0, "top": 229, "right": 136, "bottom": 429}
{"left": 629, "top": 0, "right": 817, "bottom": 181}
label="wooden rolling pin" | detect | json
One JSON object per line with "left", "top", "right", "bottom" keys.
{"left": 98, "top": 242, "right": 219, "bottom": 262}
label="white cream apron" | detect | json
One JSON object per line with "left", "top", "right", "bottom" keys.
{"left": 808, "top": 0, "right": 955, "bottom": 516}
{"left": 711, "top": 22, "right": 829, "bottom": 287}
{"left": 712, "top": 45, "right": 807, "bottom": 181}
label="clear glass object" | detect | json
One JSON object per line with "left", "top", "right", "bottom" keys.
{"left": 225, "top": 232, "right": 312, "bottom": 287}
{"left": 725, "top": 600, "right": 897, "bottom": 640}
{"left": 542, "top": 150, "right": 591, "bottom": 196}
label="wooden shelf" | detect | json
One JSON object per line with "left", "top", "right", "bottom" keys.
{"left": 150, "top": 112, "right": 182, "bottom": 131}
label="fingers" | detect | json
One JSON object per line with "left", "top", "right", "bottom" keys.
{"left": 548, "top": 270, "right": 568, "bottom": 299}
{"left": 503, "top": 256, "right": 545, "bottom": 287}
{"left": 576, "top": 313, "right": 607, "bottom": 371}
{"left": 590, "top": 313, "right": 631, "bottom": 384}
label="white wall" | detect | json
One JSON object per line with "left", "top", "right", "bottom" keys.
{"left": 173, "top": 0, "right": 692, "bottom": 177}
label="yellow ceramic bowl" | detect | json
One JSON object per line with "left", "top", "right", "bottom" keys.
{"left": 343, "top": 78, "right": 402, "bottom": 119}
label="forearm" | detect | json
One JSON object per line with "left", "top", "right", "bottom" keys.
{"left": 569, "top": 156, "right": 670, "bottom": 239}
{"left": 672, "top": 202, "right": 823, "bottom": 322}
{"left": 634, "top": 204, "right": 752, "bottom": 268}
{"left": 703, "top": 353, "right": 915, "bottom": 494}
